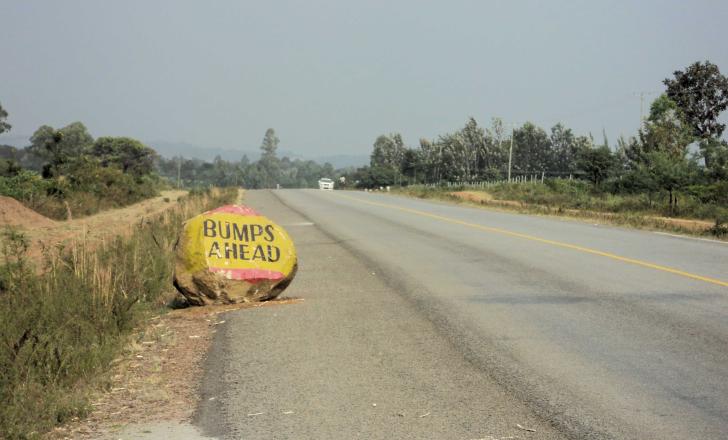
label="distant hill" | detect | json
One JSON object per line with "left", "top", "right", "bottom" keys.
{"left": 0, "top": 134, "right": 30, "bottom": 148}
{"left": 310, "top": 154, "right": 369, "bottom": 169}
{"left": 146, "top": 141, "right": 259, "bottom": 162}
{"left": 148, "top": 141, "right": 369, "bottom": 168}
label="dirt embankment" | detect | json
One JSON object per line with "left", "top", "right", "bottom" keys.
{"left": 0, "top": 195, "right": 57, "bottom": 229}
{"left": 0, "top": 190, "right": 187, "bottom": 262}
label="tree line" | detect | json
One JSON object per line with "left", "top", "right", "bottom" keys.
{"left": 155, "top": 128, "right": 337, "bottom": 189}
{"left": 0, "top": 108, "right": 339, "bottom": 217}
{"left": 346, "top": 61, "right": 728, "bottom": 214}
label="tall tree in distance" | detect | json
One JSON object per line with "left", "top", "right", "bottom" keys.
{"left": 370, "top": 133, "right": 406, "bottom": 171}
{"left": 459, "top": 117, "right": 485, "bottom": 181}
{"left": 664, "top": 61, "right": 728, "bottom": 169}
{"left": 0, "top": 101, "right": 10, "bottom": 134}
{"left": 259, "top": 128, "right": 280, "bottom": 188}
{"left": 481, "top": 117, "right": 508, "bottom": 178}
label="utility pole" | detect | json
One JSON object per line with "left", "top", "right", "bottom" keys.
{"left": 507, "top": 124, "right": 514, "bottom": 183}
{"left": 634, "top": 91, "right": 656, "bottom": 127}
{"left": 177, "top": 156, "right": 181, "bottom": 189}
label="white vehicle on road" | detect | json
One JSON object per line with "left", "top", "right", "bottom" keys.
{"left": 318, "top": 178, "right": 334, "bottom": 190}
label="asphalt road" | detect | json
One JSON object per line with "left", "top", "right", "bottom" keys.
{"left": 196, "top": 189, "right": 728, "bottom": 440}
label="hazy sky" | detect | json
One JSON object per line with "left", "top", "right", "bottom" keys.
{"left": 1, "top": 0, "right": 727, "bottom": 158}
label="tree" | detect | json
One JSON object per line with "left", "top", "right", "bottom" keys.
{"left": 635, "top": 151, "right": 697, "bottom": 215}
{"left": 640, "top": 94, "right": 694, "bottom": 159}
{"left": 259, "top": 128, "right": 280, "bottom": 188}
{"left": 92, "top": 137, "right": 157, "bottom": 177}
{"left": 621, "top": 95, "right": 694, "bottom": 171}
{"left": 0, "top": 158, "right": 21, "bottom": 177}
{"left": 664, "top": 61, "right": 728, "bottom": 168}
{"left": 549, "top": 123, "right": 584, "bottom": 175}
{"left": 400, "top": 148, "right": 423, "bottom": 183}
{"left": 459, "top": 117, "right": 485, "bottom": 181}
{"left": 578, "top": 144, "right": 614, "bottom": 186}
{"left": 418, "top": 138, "right": 441, "bottom": 182}
{"left": 371, "top": 133, "right": 406, "bottom": 170}
{"left": 28, "top": 122, "right": 94, "bottom": 176}
{"left": 701, "top": 138, "right": 728, "bottom": 181}
{"left": 512, "top": 122, "right": 552, "bottom": 174}
{"left": 480, "top": 117, "right": 508, "bottom": 178}
{"left": 260, "top": 128, "right": 279, "bottom": 161}
{"left": 0, "top": 144, "right": 21, "bottom": 177}
{"left": 0, "top": 102, "right": 11, "bottom": 134}
{"left": 370, "top": 133, "right": 407, "bottom": 184}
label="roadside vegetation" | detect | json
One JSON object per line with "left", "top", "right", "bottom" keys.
{"left": 0, "top": 187, "right": 237, "bottom": 439}
{"left": 0, "top": 119, "right": 160, "bottom": 220}
{"left": 398, "top": 181, "right": 728, "bottom": 238}
{"left": 0, "top": 110, "right": 342, "bottom": 211}
{"left": 343, "top": 61, "right": 728, "bottom": 237}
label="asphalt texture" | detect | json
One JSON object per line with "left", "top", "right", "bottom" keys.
{"left": 196, "top": 189, "right": 728, "bottom": 440}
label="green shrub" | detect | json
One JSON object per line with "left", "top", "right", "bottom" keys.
{"left": 0, "top": 170, "right": 53, "bottom": 203}
{"left": 0, "top": 164, "right": 164, "bottom": 220}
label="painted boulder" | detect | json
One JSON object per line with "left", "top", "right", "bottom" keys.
{"left": 173, "top": 205, "right": 297, "bottom": 305}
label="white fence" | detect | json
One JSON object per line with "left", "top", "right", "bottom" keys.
{"left": 419, "top": 172, "right": 549, "bottom": 189}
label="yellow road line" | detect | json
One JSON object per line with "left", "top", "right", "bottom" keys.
{"left": 335, "top": 192, "right": 728, "bottom": 289}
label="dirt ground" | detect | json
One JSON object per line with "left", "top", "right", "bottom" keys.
{"left": 47, "top": 299, "right": 303, "bottom": 439}
{"left": 0, "top": 190, "right": 187, "bottom": 262}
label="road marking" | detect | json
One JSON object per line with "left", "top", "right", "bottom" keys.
{"left": 653, "top": 231, "right": 728, "bottom": 245}
{"left": 336, "top": 193, "right": 728, "bottom": 289}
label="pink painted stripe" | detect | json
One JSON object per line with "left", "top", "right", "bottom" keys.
{"left": 206, "top": 205, "right": 260, "bottom": 216}
{"left": 208, "top": 267, "right": 285, "bottom": 282}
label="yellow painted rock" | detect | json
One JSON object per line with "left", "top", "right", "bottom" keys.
{"left": 173, "top": 205, "right": 297, "bottom": 305}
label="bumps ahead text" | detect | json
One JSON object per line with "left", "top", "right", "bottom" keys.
{"left": 204, "top": 220, "right": 281, "bottom": 262}
{"left": 173, "top": 205, "right": 297, "bottom": 305}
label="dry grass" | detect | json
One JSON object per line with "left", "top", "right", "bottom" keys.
{"left": 0, "top": 187, "right": 237, "bottom": 439}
